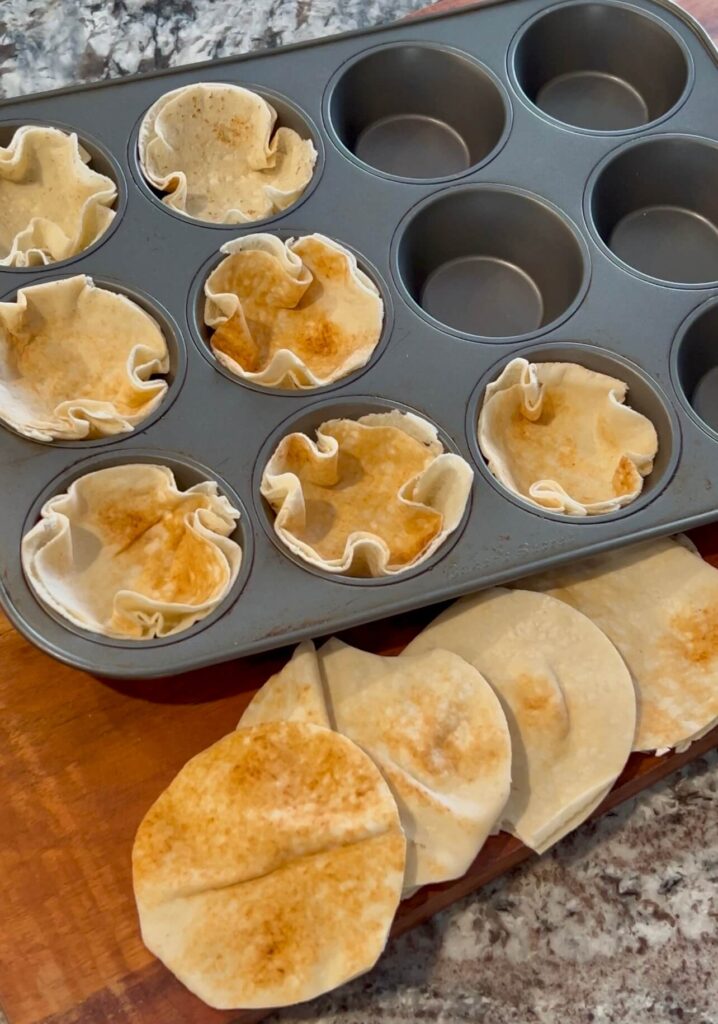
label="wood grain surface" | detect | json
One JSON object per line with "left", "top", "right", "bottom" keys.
{"left": 1, "top": 2, "right": 717, "bottom": 1023}
{"left": 411, "top": 0, "right": 718, "bottom": 33}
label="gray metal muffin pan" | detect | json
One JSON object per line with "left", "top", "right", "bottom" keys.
{"left": 1, "top": 0, "right": 718, "bottom": 679}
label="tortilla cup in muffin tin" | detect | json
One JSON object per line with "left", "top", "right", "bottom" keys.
{"left": 0, "top": 0, "right": 717, "bottom": 677}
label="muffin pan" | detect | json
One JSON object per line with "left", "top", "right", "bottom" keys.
{"left": 0, "top": 0, "right": 717, "bottom": 677}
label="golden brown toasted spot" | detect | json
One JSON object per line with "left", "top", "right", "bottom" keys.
{"left": 293, "top": 317, "right": 342, "bottom": 359}
{"left": 513, "top": 673, "right": 570, "bottom": 742}
{"left": 276, "top": 422, "right": 442, "bottom": 567}
{"left": 507, "top": 393, "right": 579, "bottom": 479}
{"left": 667, "top": 606, "right": 718, "bottom": 667}
{"left": 499, "top": 381, "right": 642, "bottom": 506}
{"left": 94, "top": 489, "right": 168, "bottom": 550}
{"left": 89, "top": 484, "right": 230, "bottom": 617}
{"left": 7, "top": 296, "right": 164, "bottom": 420}
{"left": 298, "top": 240, "right": 349, "bottom": 284}
{"left": 212, "top": 115, "right": 253, "bottom": 147}
{"left": 170, "top": 829, "right": 402, "bottom": 1003}
{"left": 138, "top": 514, "right": 224, "bottom": 606}
{"left": 345, "top": 681, "right": 505, "bottom": 787}
{"left": 638, "top": 701, "right": 681, "bottom": 747}
{"left": 208, "top": 241, "right": 379, "bottom": 381}
{"left": 212, "top": 314, "right": 263, "bottom": 371}
{"left": 612, "top": 455, "right": 638, "bottom": 496}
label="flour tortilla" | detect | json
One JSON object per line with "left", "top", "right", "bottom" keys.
{"left": 240, "top": 640, "right": 511, "bottom": 892}
{"left": 22, "top": 464, "right": 241, "bottom": 639}
{"left": 0, "top": 125, "right": 116, "bottom": 266}
{"left": 241, "top": 641, "right": 330, "bottom": 729}
{"left": 404, "top": 588, "right": 636, "bottom": 853}
{"left": 524, "top": 537, "right": 718, "bottom": 753}
{"left": 0, "top": 275, "right": 169, "bottom": 441}
{"left": 478, "top": 358, "right": 658, "bottom": 516}
{"left": 133, "top": 722, "right": 406, "bottom": 1009}
{"left": 204, "top": 233, "right": 383, "bottom": 388}
{"left": 260, "top": 410, "right": 473, "bottom": 576}
{"left": 138, "top": 83, "right": 316, "bottom": 224}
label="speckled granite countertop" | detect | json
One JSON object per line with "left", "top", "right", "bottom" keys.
{"left": 0, "top": 2, "right": 716, "bottom": 1023}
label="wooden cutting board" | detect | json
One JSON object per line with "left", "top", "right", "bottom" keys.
{"left": 1, "top": 2, "right": 717, "bottom": 1023}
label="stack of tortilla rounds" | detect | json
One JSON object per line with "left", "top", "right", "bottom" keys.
{"left": 138, "top": 83, "right": 317, "bottom": 224}
{"left": 204, "top": 233, "right": 384, "bottom": 389}
{"left": 405, "top": 588, "right": 637, "bottom": 852}
{"left": 132, "top": 535, "right": 718, "bottom": 1010}
{"left": 261, "top": 410, "right": 473, "bottom": 576}
{"left": 0, "top": 125, "right": 117, "bottom": 266}
{"left": 0, "top": 276, "right": 169, "bottom": 441}
{"left": 22, "top": 464, "right": 241, "bottom": 639}
{"left": 240, "top": 640, "right": 513, "bottom": 894}
{"left": 478, "top": 357, "right": 658, "bottom": 515}
{"left": 133, "top": 722, "right": 406, "bottom": 1009}
{"left": 523, "top": 536, "right": 718, "bottom": 753}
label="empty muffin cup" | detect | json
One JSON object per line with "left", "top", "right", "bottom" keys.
{"left": 326, "top": 44, "right": 509, "bottom": 180}
{"left": 394, "top": 185, "right": 588, "bottom": 339}
{"left": 673, "top": 299, "right": 718, "bottom": 437}
{"left": 511, "top": 1, "right": 690, "bottom": 132}
{"left": 589, "top": 136, "right": 718, "bottom": 285}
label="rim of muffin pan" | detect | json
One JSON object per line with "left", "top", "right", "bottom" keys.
{"left": 322, "top": 41, "right": 513, "bottom": 184}
{"left": 0, "top": 272, "right": 187, "bottom": 448}
{"left": 391, "top": 183, "right": 591, "bottom": 343}
{"left": 20, "top": 449, "right": 254, "bottom": 649}
{"left": 671, "top": 295, "right": 718, "bottom": 442}
{"left": 251, "top": 395, "right": 474, "bottom": 586}
{"left": 584, "top": 133, "right": 718, "bottom": 288}
{"left": 0, "top": 117, "right": 128, "bottom": 273}
{"left": 508, "top": 0, "right": 694, "bottom": 136}
{"left": 186, "top": 229, "right": 395, "bottom": 396}
{"left": 465, "top": 341, "right": 682, "bottom": 524}
{"left": 127, "top": 83, "right": 325, "bottom": 230}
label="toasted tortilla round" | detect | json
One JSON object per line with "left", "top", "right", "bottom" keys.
{"left": 241, "top": 640, "right": 510, "bottom": 893}
{"left": 404, "top": 588, "right": 636, "bottom": 853}
{"left": 0, "top": 275, "right": 169, "bottom": 441}
{"left": 261, "top": 410, "right": 473, "bottom": 577}
{"left": 138, "top": 83, "right": 316, "bottom": 224}
{"left": 204, "top": 233, "right": 383, "bottom": 388}
{"left": 133, "top": 722, "right": 406, "bottom": 1009}
{"left": 241, "top": 640, "right": 331, "bottom": 729}
{"left": 22, "top": 464, "right": 241, "bottom": 639}
{"left": 0, "top": 125, "right": 117, "bottom": 266}
{"left": 525, "top": 537, "right": 718, "bottom": 753}
{"left": 478, "top": 358, "right": 658, "bottom": 516}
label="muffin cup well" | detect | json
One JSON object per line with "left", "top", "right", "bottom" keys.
{"left": 22, "top": 450, "right": 253, "bottom": 647}
{"left": 672, "top": 298, "right": 718, "bottom": 439}
{"left": 325, "top": 44, "right": 511, "bottom": 181}
{"left": 467, "top": 343, "right": 680, "bottom": 522}
{"left": 511, "top": 1, "right": 691, "bottom": 133}
{"left": 393, "top": 185, "right": 589, "bottom": 340}
{"left": 587, "top": 135, "right": 718, "bottom": 286}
